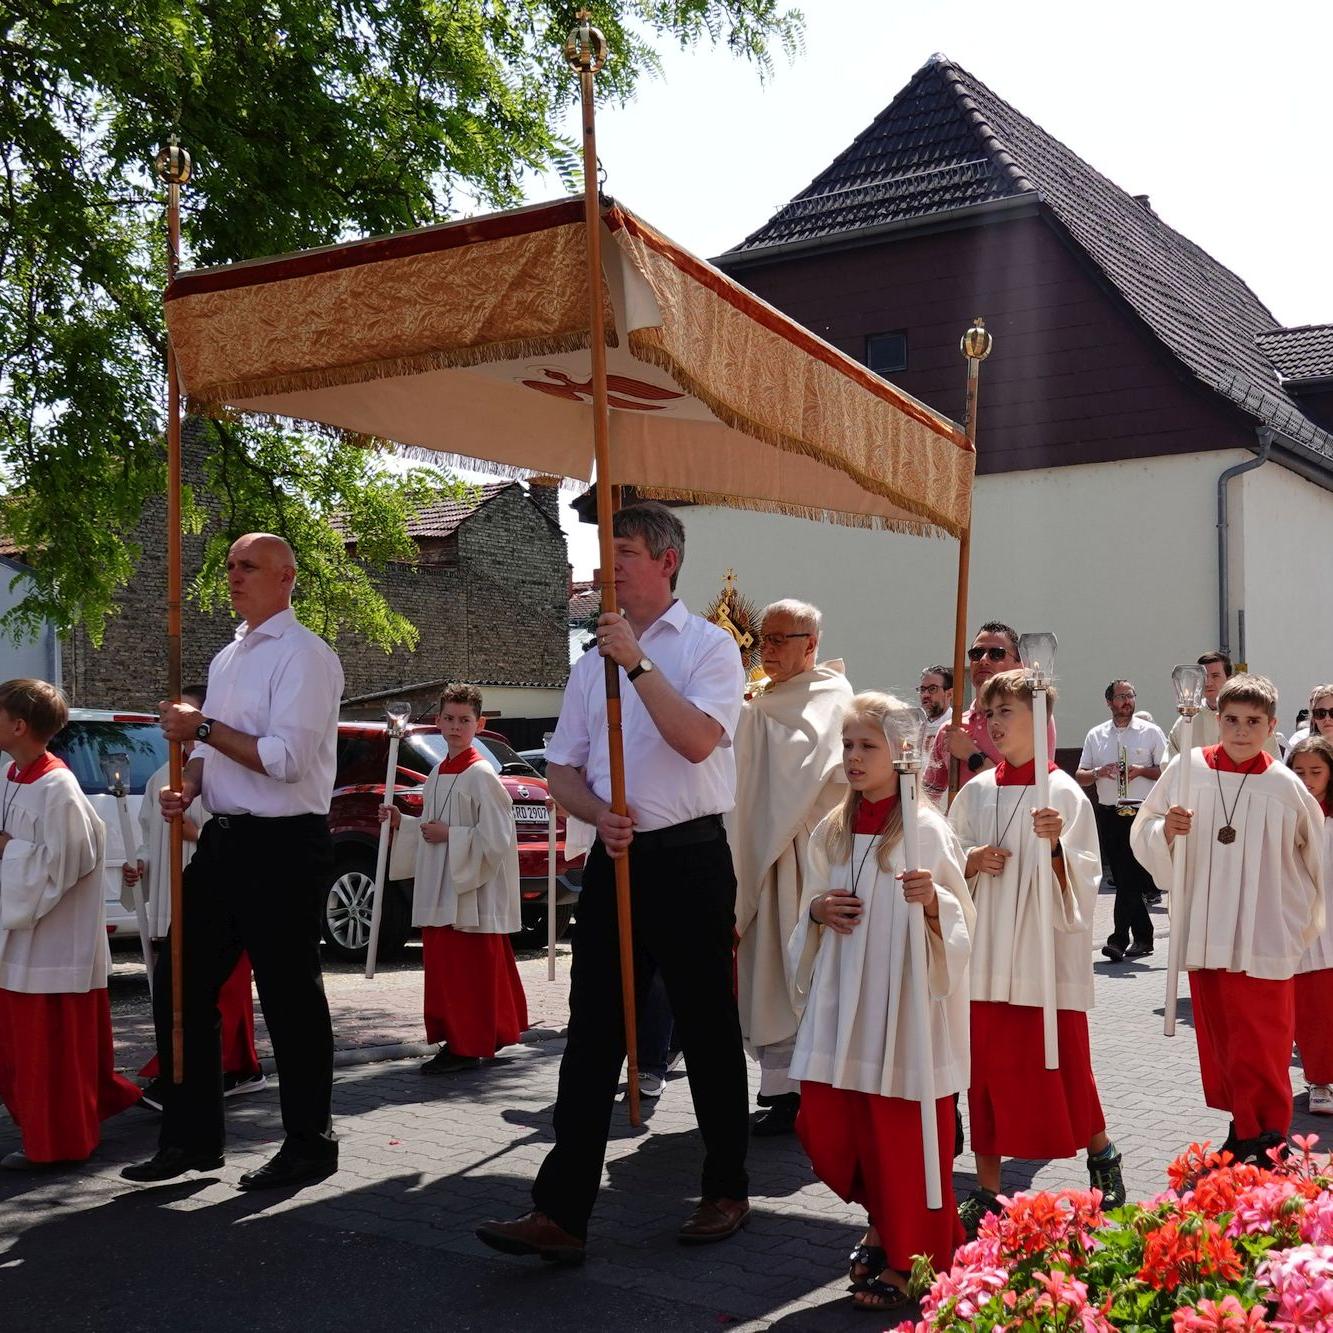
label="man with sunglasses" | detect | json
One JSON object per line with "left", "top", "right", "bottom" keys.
{"left": 731, "top": 600, "right": 852, "bottom": 1135}
{"left": 923, "top": 622, "right": 1055, "bottom": 805}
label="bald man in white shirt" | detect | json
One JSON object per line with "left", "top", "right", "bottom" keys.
{"left": 122, "top": 533, "right": 344, "bottom": 1191}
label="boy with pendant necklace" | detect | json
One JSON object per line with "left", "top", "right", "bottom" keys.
{"left": 947, "top": 670, "right": 1123, "bottom": 1236}
{"left": 1132, "top": 674, "right": 1324, "bottom": 1163}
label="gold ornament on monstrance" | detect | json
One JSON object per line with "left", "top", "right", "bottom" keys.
{"left": 704, "top": 569, "right": 762, "bottom": 678}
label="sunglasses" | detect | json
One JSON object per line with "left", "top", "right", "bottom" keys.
{"left": 967, "top": 646, "right": 1012, "bottom": 663}
{"left": 1313, "top": 708, "right": 1333, "bottom": 721}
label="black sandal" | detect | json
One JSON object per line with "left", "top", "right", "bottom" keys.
{"left": 851, "top": 1274, "right": 911, "bottom": 1313}
{"left": 847, "top": 1243, "right": 886, "bottom": 1286}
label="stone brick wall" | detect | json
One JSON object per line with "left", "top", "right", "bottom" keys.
{"left": 62, "top": 424, "right": 569, "bottom": 709}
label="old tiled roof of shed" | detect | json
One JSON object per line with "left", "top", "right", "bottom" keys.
{"left": 335, "top": 480, "right": 514, "bottom": 544}
{"left": 1256, "top": 325, "right": 1333, "bottom": 383}
{"left": 726, "top": 54, "right": 1330, "bottom": 464}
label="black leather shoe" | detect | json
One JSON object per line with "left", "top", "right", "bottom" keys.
{"left": 237, "top": 1146, "right": 337, "bottom": 1191}
{"left": 121, "top": 1146, "right": 224, "bottom": 1182}
{"left": 751, "top": 1092, "right": 800, "bottom": 1137}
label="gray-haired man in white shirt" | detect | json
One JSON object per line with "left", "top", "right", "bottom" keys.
{"left": 123, "top": 533, "right": 344, "bottom": 1191}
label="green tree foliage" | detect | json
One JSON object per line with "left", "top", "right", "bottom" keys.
{"left": 0, "top": 0, "right": 802, "bottom": 646}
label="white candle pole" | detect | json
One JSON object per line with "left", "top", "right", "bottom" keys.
{"left": 1163, "top": 664, "right": 1207, "bottom": 1037}
{"left": 893, "top": 708, "right": 942, "bottom": 1211}
{"left": 546, "top": 797, "right": 558, "bottom": 982}
{"left": 365, "top": 702, "right": 412, "bottom": 980}
{"left": 1019, "top": 633, "right": 1060, "bottom": 1071}
{"left": 101, "top": 754, "right": 154, "bottom": 995}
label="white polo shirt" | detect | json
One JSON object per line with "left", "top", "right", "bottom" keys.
{"left": 547, "top": 599, "right": 744, "bottom": 832}
{"left": 195, "top": 607, "right": 344, "bottom": 817}
{"left": 1078, "top": 716, "right": 1167, "bottom": 805}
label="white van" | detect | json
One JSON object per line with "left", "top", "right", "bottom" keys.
{"left": 48, "top": 709, "right": 168, "bottom": 945}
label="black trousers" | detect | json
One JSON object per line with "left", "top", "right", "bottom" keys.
{"left": 532, "top": 825, "right": 750, "bottom": 1238}
{"left": 152, "top": 813, "right": 335, "bottom": 1159}
{"left": 1097, "top": 805, "right": 1154, "bottom": 948}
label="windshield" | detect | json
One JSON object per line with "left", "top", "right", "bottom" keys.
{"left": 401, "top": 732, "right": 540, "bottom": 779}
{"left": 50, "top": 721, "right": 168, "bottom": 796}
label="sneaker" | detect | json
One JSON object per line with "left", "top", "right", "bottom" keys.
{"left": 223, "top": 1071, "right": 268, "bottom": 1098}
{"left": 1144, "top": 889, "right": 1163, "bottom": 907}
{"left": 1101, "top": 942, "right": 1126, "bottom": 963}
{"left": 1310, "top": 1085, "right": 1333, "bottom": 1116}
{"left": 138, "top": 1078, "right": 168, "bottom": 1113}
{"left": 665, "top": 1048, "right": 684, "bottom": 1074}
{"left": 957, "top": 1187, "right": 1001, "bottom": 1239}
{"left": 1088, "top": 1147, "right": 1126, "bottom": 1208}
{"left": 636, "top": 1072, "right": 665, "bottom": 1099}
{"left": 1124, "top": 940, "right": 1154, "bottom": 959}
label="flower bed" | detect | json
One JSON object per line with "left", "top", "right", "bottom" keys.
{"left": 896, "top": 1136, "right": 1333, "bottom": 1331}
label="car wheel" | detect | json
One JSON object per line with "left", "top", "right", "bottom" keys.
{"left": 323, "top": 849, "right": 410, "bottom": 963}
{"left": 511, "top": 902, "right": 575, "bottom": 952}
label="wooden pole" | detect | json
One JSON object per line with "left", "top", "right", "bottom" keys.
{"left": 948, "top": 318, "right": 992, "bottom": 807}
{"left": 156, "top": 138, "right": 191, "bottom": 1082}
{"left": 566, "top": 14, "right": 641, "bottom": 1126}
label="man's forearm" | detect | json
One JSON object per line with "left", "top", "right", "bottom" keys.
{"left": 1075, "top": 768, "right": 1097, "bottom": 787}
{"left": 201, "top": 719, "right": 266, "bottom": 775}
{"left": 631, "top": 671, "right": 723, "bottom": 763}
{"left": 546, "top": 763, "right": 608, "bottom": 826}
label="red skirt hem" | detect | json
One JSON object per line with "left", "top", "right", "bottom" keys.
{"left": 140, "top": 951, "right": 261, "bottom": 1080}
{"left": 422, "top": 926, "right": 529, "bottom": 1058}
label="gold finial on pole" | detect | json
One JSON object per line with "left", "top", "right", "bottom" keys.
{"left": 948, "top": 316, "right": 994, "bottom": 806}
{"left": 156, "top": 135, "right": 190, "bottom": 1081}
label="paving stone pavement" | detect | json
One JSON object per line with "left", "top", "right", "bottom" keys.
{"left": 2, "top": 888, "right": 1326, "bottom": 1331}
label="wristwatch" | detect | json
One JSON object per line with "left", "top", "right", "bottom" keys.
{"left": 966, "top": 750, "right": 986, "bottom": 773}
{"left": 627, "top": 658, "right": 655, "bottom": 683}
{"left": 195, "top": 717, "right": 214, "bottom": 742}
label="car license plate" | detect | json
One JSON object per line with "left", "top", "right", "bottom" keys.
{"left": 512, "top": 803, "right": 549, "bottom": 823}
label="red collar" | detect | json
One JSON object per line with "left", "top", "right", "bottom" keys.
{"left": 993, "top": 757, "right": 1058, "bottom": 786}
{"left": 1203, "top": 744, "right": 1273, "bottom": 775}
{"left": 439, "top": 746, "right": 483, "bottom": 775}
{"left": 854, "top": 793, "right": 899, "bottom": 834}
{"left": 5, "top": 752, "right": 66, "bottom": 785}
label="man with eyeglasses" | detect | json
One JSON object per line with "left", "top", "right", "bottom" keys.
{"left": 919, "top": 665, "right": 954, "bottom": 743}
{"left": 731, "top": 600, "right": 852, "bottom": 1135}
{"left": 1076, "top": 681, "right": 1167, "bottom": 962}
{"left": 923, "top": 622, "right": 1054, "bottom": 805}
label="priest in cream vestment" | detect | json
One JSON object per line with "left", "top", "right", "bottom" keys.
{"left": 729, "top": 599, "right": 852, "bottom": 1135}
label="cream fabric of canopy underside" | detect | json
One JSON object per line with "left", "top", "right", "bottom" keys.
{"left": 165, "top": 199, "right": 974, "bottom": 537}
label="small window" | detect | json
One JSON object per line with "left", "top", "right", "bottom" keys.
{"left": 866, "top": 331, "right": 908, "bottom": 377}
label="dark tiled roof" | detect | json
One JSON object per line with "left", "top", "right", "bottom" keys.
{"left": 727, "top": 54, "right": 1330, "bottom": 463}
{"left": 1256, "top": 325, "right": 1333, "bottom": 383}
{"left": 336, "top": 480, "right": 514, "bottom": 544}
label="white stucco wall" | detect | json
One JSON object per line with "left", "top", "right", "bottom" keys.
{"left": 1232, "top": 461, "right": 1333, "bottom": 732}
{"left": 675, "top": 450, "right": 1283, "bottom": 749}
{"left": 0, "top": 558, "right": 60, "bottom": 684}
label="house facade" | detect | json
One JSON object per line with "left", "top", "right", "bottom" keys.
{"left": 668, "top": 55, "right": 1333, "bottom": 744}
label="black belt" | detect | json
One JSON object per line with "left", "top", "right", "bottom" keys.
{"left": 211, "top": 812, "right": 325, "bottom": 831}
{"left": 627, "top": 813, "right": 725, "bottom": 851}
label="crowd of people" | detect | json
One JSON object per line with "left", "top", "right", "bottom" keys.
{"left": 0, "top": 505, "right": 1330, "bottom": 1319}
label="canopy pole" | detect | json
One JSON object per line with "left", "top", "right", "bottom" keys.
{"left": 566, "top": 13, "right": 641, "bottom": 1127}
{"left": 154, "top": 138, "right": 191, "bottom": 1082}
{"left": 948, "top": 318, "right": 992, "bottom": 808}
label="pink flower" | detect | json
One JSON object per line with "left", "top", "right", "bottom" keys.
{"left": 1257, "top": 1244, "right": 1333, "bottom": 1331}
{"left": 1171, "top": 1294, "right": 1269, "bottom": 1331}
{"left": 1227, "top": 1179, "right": 1305, "bottom": 1238}
{"left": 917, "top": 1263, "right": 1008, "bottom": 1322}
{"left": 1031, "top": 1270, "right": 1114, "bottom": 1331}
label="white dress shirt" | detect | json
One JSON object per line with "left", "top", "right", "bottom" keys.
{"left": 546, "top": 599, "right": 744, "bottom": 832}
{"left": 195, "top": 607, "right": 344, "bottom": 817}
{"left": 924, "top": 708, "right": 953, "bottom": 743}
{"left": 1078, "top": 716, "right": 1168, "bottom": 805}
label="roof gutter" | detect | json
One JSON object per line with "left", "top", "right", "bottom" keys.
{"left": 714, "top": 192, "right": 1040, "bottom": 271}
{"left": 1217, "top": 427, "right": 1274, "bottom": 658}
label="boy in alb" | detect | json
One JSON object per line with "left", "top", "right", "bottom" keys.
{"left": 948, "top": 670, "right": 1123, "bottom": 1235}
{"left": 1132, "top": 675, "right": 1324, "bottom": 1163}
{"left": 0, "top": 679, "right": 140, "bottom": 1168}
{"left": 124, "top": 686, "right": 264, "bottom": 1107}
{"left": 384, "top": 684, "right": 528, "bottom": 1073}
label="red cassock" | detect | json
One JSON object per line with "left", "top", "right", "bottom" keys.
{"left": 0, "top": 988, "right": 140, "bottom": 1163}
{"left": 140, "top": 952, "right": 261, "bottom": 1080}
{"left": 968, "top": 1001, "right": 1106, "bottom": 1159}
{"left": 1189, "top": 969, "right": 1295, "bottom": 1139}
{"left": 798, "top": 1082, "right": 964, "bottom": 1275}
{"left": 1296, "top": 969, "right": 1333, "bottom": 1086}
{"left": 422, "top": 926, "right": 528, "bottom": 1058}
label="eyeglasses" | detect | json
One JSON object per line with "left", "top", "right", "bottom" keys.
{"left": 919, "top": 684, "right": 945, "bottom": 694}
{"left": 967, "top": 646, "right": 1012, "bottom": 663}
{"left": 1313, "top": 708, "right": 1333, "bottom": 721}
{"left": 1111, "top": 693, "right": 1137, "bottom": 702}
{"left": 760, "top": 632, "right": 811, "bottom": 648}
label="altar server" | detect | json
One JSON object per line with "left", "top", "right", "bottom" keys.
{"left": 385, "top": 683, "right": 527, "bottom": 1073}
{"left": 1132, "top": 674, "right": 1324, "bottom": 1163}
{"left": 789, "top": 691, "right": 973, "bottom": 1314}
{"left": 0, "top": 678, "right": 139, "bottom": 1168}
{"left": 948, "top": 670, "right": 1124, "bottom": 1235}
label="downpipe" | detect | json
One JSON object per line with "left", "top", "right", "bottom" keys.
{"left": 1217, "top": 428, "right": 1273, "bottom": 658}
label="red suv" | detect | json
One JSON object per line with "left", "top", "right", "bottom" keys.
{"left": 324, "top": 721, "right": 583, "bottom": 961}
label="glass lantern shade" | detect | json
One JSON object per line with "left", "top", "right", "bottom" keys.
{"left": 1018, "top": 631, "right": 1059, "bottom": 685}
{"left": 888, "top": 705, "right": 930, "bottom": 770}
{"left": 385, "top": 700, "right": 412, "bottom": 737}
{"left": 1170, "top": 664, "right": 1207, "bottom": 712}
{"left": 99, "top": 752, "right": 130, "bottom": 794}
